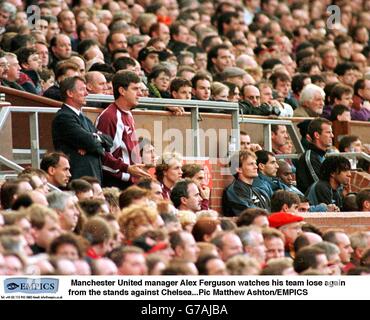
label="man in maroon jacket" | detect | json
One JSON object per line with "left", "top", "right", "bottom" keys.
{"left": 96, "top": 71, "right": 151, "bottom": 189}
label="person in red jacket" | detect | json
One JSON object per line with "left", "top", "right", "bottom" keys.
{"left": 96, "top": 70, "right": 151, "bottom": 189}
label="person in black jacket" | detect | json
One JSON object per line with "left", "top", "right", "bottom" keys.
{"left": 296, "top": 118, "right": 334, "bottom": 194}
{"left": 222, "top": 150, "right": 270, "bottom": 216}
{"left": 306, "top": 156, "right": 351, "bottom": 210}
{"left": 52, "top": 76, "right": 112, "bottom": 184}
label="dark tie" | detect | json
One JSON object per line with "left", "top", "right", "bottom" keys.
{"left": 79, "top": 112, "right": 89, "bottom": 130}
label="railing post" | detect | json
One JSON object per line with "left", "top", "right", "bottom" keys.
{"left": 29, "top": 112, "right": 40, "bottom": 168}
{"left": 191, "top": 107, "right": 200, "bottom": 157}
{"left": 232, "top": 110, "right": 240, "bottom": 149}
{"left": 264, "top": 124, "right": 272, "bottom": 152}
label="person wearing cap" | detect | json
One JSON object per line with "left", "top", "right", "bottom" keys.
{"left": 222, "top": 150, "right": 270, "bottom": 216}
{"left": 127, "top": 35, "right": 147, "bottom": 60}
{"left": 137, "top": 46, "right": 160, "bottom": 76}
{"left": 268, "top": 211, "right": 304, "bottom": 258}
{"left": 220, "top": 67, "right": 247, "bottom": 89}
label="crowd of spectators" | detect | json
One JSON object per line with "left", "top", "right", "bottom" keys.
{"left": 0, "top": 0, "right": 369, "bottom": 276}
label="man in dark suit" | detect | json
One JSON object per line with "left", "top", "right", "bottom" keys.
{"left": 52, "top": 76, "right": 111, "bottom": 184}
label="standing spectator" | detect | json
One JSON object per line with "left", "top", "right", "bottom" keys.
{"left": 96, "top": 71, "right": 151, "bottom": 189}
{"left": 52, "top": 76, "right": 111, "bottom": 183}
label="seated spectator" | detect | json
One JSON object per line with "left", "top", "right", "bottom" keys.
{"left": 240, "top": 131, "right": 262, "bottom": 152}
{"left": 236, "top": 208, "right": 269, "bottom": 228}
{"left": 170, "top": 78, "right": 192, "bottom": 100}
{"left": 68, "top": 179, "right": 93, "bottom": 200}
{"left": 270, "top": 190, "right": 300, "bottom": 214}
{"left": 293, "top": 246, "right": 330, "bottom": 275}
{"left": 253, "top": 150, "right": 284, "bottom": 198}
{"left": 356, "top": 188, "right": 370, "bottom": 212}
{"left": 28, "top": 204, "right": 61, "bottom": 254}
{"left": 192, "top": 217, "right": 221, "bottom": 242}
{"left": 118, "top": 186, "right": 151, "bottom": 209}
{"left": 196, "top": 253, "right": 228, "bottom": 275}
{"left": 170, "top": 179, "right": 202, "bottom": 213}
{"left": 268, "top": 212, "right": 304, "bottom": 258}
{"left": 192, "top": 73, "right": 211, "bottom": 101}
{"left": 155, "top": 152, "right": 183, "bottom": 199}
{"left": 330, "top": 104, "right": 351, "bottom": 121}
{"left": 323, "top": 83, "right": 353, "bottom": 119}
{"left": 16, "top": 47, "right": 42, "bottom": 94}
{"left": 351, "top": 78, "right": 370, "bottom": 121}
{"left": 211, "top": 231, "right": 243, "bottom": 262}
{"left": 47, "top": 191, "right": 79, "bottom": 232}
{"left": 211, "top": 81, "right": 229, "bottom": 101}
{"left": 182, "top": 163, "right": 210, "bottom": 210}
{"left": 294, "top": 84, "right": 325, "bottom": 117}
{"left": 262, "top": 227, "right": 286, "bottom": 262}
{"left": 49, "top": 233, "right": 85, "bottom": 260}
{"left": 222, "top": 151, "right": 270, "bottom": 216}
{"left": 306, "top": 156, "right": 351, "bottom": 210}
{"left": 108, "top": 246, "right": 147, "bottom": 275}
{"left": 40, "top": 152, "right": 71, "bottom": 189}
{"left": 147, "top": 65, "right": 171, "bottom": 98}
{"left": 82, "top": 217, "right": 112, "bottom": 259}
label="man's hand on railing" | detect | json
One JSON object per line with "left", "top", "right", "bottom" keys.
{"left": 166, "top": 106, "right": 185, "bottom": 116}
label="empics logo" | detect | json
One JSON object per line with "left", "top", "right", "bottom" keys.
{"left": 4, "top": 278, "right": 59, "bottom": 294}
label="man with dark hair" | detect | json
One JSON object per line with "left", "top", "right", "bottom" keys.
{"left": 293, "top": 246, "right": 330, "bottom": 274}
{"left": 271, "top": 125, "right": 289, "bottom": 155}
{"left": 270, "top": 190, "right": 300, "bottom": 214}
{"left": 222, "top": 150, "right": 270, "bottom": 216}
{"left": 68, "top": 179, "right": 93, "bottom": 200}
{"left": 253, "top": 150, "right": 283, "bottom": 198}
{"left": 192, "top": 73, "right": 211, "bottom": 101}
{"left": 40, "top": 152, "right": 71, "bottom": 188}
{"left": 96, "top": 71, "right": 151, "bottom": 189}
{"left": 50, "top": 34, "right": 72, "bottom": 71}
{"left": 207, "top": 44, "right": 233, "bottom": 76}
{"left": 306, "top": 156, "right": 351, "bottom": 210}
{"left": 351, "top": 78, "right": 370, "bottom": 121}
{"left": 170, "top": 179, "right": 202, "bottom": 213}
{"left": 338, "top": 135, "right": 362, "bottom": 153}
{"left": 356, "top": 188, "right": 370, "bottom": 212}
{"left": 330, "top": 104, "right": 351, "bottom": 122}
{"left": 52, "top": 76, "right": 111, "bottom": 184}
{"left": 168, "top": 22, "right": 189, "bottom": 56}
{"left": 217, "top": 11, "right": 240, "bottom": 36}
{"left": 323, "top": 83, "right": 353, "bottom": 120}
{"left": 296, "top": 118, "right": 334, "bottom": 193}
{"left": 170, "top": 78, "right": 192, "bottom": 100}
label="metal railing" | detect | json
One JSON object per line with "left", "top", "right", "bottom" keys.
{"left": 0, "top": 154, "right": 60, "bottom": 191}
{"left": 239, "top": 117, "right": 305, "bottom": 154}
{"left": 0, "top": 106, "right": 59, "bottom": 168}
{"left": 87, "top": 95, "right": 240, "bottom": 157}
